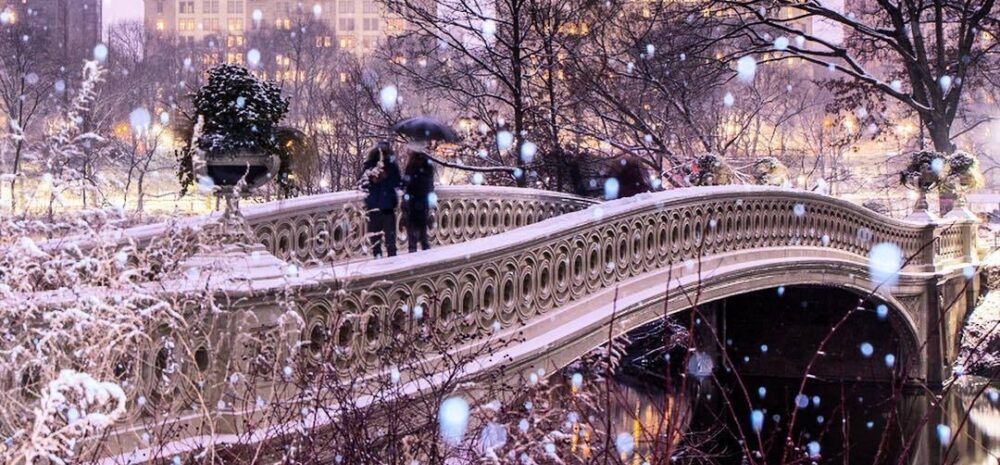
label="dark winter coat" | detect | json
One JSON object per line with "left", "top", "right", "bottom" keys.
{"left": 403, "top": 154, "right": 436, "bottom": 218}
{"left": 362, "top": 157, "right": 402, "bottom": 211}
{"left": 615, "top": 158, "right": 652, "bottom": 198}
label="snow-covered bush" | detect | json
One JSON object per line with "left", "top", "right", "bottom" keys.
{"left": 0, "top": 210, "right": 231, "bottom": 464}
{"left": 192, "top": 64, "right": 289, "bottom": 156}
{"left": 9, "top": 370, "right": 127, "bottom": 464}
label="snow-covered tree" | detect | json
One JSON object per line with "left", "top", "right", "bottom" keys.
{"left": 0, "top": 19, "right": 55, "bottom": 212}
{"left": 706, "top": 0, "right": 1000, "bottom": 208}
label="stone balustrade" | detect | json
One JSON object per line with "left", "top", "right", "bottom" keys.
{"left": 282, "top": 186, "right": 975, "bottom": 375}
{"left": 42, "top": 186, "right": 597, "bottom": 264}
{"left": 246, "top": 185, "right": 596, "bottom": 263}
{"left": 30, "top": 185, "right": 979, "bottom": 464}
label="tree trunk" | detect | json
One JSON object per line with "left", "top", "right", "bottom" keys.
{"left": 136, "top": 172, "right": 146, "bottom": 214}
{"left": 9, "top": 139, "right": 24, "bottom": 212}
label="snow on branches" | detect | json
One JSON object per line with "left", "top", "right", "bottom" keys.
{"left": 10, "top": 370, "right": 127, "bottom": 465}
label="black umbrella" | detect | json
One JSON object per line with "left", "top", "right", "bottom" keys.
{"left": 392, "top": 116, "right": 461, "bottom": 143}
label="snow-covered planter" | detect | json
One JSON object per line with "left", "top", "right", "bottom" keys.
{"left": 900, "top": 150, "right": 948, "bottom": 217}
{"left": 688, "top": 153, "right": 733, "bottom": 186}
{"left": 183, "top": 64, "right": 291, "bottom": 192}
{"left": 945, "top": 150, "right": 985, "bottom": 193}
{"left": 752, "top": 156, "right": 788, "bottom": 186}
{"left": 899, "top": 149, "right": 947, "bottom": 192}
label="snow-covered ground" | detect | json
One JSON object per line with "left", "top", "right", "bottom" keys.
{"left": 959, "top": 252, "right": 1000, "bottom": 378}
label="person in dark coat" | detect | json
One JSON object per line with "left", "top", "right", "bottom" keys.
{"left": 402, "top": 149, "right": 436, "bottom": 253}
{"left": 360, "top": 142, "right": 402, "bottom": 258}
{"left": 615, "top": 157, "right": 652, "bottom": 198}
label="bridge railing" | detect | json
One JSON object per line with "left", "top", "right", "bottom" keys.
{"left": 42, "top": 186, "right": 597, "bottom": 264}
{"left": 28, "top": 186, "right": 980, "bottom": 462}
{"left": 110, "top": 186, "right": 976, "bottom": 408}
{"left": 288, "top": 186, "right": 976, "bottom": 373}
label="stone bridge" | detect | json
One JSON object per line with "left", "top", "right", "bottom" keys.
{"left": 38, "top": 185, "right": 981, "bottom": 463}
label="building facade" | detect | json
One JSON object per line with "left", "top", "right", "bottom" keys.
{"left": 1, "top": 0, "right": 102, "bottom": 66}
{"left": 145, "top": 0, "right": 402, "bottom": 55}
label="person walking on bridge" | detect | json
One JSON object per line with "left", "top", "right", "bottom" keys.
{"left": 402, "top": 146, "right": 436, "bottom": 253}
{"left": 360, "top": 141, "right": 402, "bottom": 258}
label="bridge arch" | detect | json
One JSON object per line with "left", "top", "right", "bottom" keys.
{"left": 476, "top": 258, "right": 927, "bottom": 384}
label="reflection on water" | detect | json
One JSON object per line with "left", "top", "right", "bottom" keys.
{"left": 608, "top": 374, "right": 1000, "bottom": 465}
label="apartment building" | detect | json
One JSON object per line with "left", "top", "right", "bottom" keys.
{"left": 145, "top": 0, "right": 402, "bottom": 55}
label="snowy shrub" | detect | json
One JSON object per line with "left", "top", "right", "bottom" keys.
{"left": 192, "top": 64, "right": 289, "bottom": 155}
{"left": 9, "top": 370, "right": 127, "bottom": 464}
{"left": 0, "top": 211, "right": 234, "bottom": 464}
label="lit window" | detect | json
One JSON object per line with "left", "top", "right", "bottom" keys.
{"left": 155, "top": 20, "right": 165, "bottom": 31}
{"left": 386, "top": 18, "right": 404, "bottom": 33}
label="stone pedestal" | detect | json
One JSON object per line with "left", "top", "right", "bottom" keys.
{"left": 177, "top": 208, "right": 291, "bottom": 290}
{"left": 906, "top": 191, "right": 939, "bottom": 223}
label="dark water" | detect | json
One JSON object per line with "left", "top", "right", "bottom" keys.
{"left": 607, "top": 374, "right": 1000, "bottom": 465}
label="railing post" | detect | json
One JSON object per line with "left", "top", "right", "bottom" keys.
{"left": 944, "top": 202, "right": 980, "bottom": 266}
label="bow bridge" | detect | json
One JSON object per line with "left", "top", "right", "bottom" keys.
{"left": 36, "top": 185, "right": 981, "bottom": 463}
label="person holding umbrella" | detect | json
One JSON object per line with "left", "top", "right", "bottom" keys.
{"left": 359, "top": 141, "right": 402, "bottom": 258}
{"left": 392, "top": 116, "right": 460, "bottom": 254}
{"left": 402, "top": 144, "right": 436, "bottom": 252}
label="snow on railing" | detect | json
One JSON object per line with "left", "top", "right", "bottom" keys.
{"left": 40, "top": 186, "right": 597, "bottom": 264}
